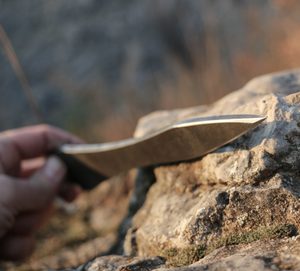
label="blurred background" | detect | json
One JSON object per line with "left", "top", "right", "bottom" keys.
{"left": 1, "top": 1, "right": 300, "bottom": 270}
{"left": 1, "top": 0, "right": 300, "bottom": 142}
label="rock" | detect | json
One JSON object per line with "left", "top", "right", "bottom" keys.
{"left": 123, "top": 70, "right": 300, "bottom": 268}
{"left": 155, "top": 237, "right": 300, "bottom": 270}
{"left": 66, "top": 69, "right": 300, "bottom": 271}
{"left": 86, "top": 255, "right": 165, "bottom": 271}
{"left": 110, "top": 167, "right": 156, "bottom": 255}
{"left": 31, "top": 235, "right": 116, "bottom": 271}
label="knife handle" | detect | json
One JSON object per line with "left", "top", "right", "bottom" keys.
{"left": 51, "top": 150, "right": 108, "bottom": 190}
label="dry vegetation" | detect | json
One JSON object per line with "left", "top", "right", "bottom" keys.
{"left": 62, "top": 1, "right": 300, "bottom": 142}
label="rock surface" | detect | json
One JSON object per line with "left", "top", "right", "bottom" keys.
{"left": 77, "top": 70, "right": 300, "bottom": 271}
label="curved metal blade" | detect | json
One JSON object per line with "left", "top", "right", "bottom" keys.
{"left": 59, "top": 114, "right": 265, "bottom": 189}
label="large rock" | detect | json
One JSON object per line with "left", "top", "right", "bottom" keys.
{"left": 81, "top": 70, "right": 300, "bottom": 270}
{"left": 124, "top": 70, "right": 300, "bottom": 265}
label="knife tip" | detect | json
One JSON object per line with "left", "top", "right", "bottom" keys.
{"left": 174, "top": 114, "right": 266, "bottom": 128}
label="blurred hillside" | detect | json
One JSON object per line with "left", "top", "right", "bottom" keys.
{"left": 0, "top": 0, "right": 300, "bottom": 141}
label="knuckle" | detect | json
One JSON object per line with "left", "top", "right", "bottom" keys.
{"left": 37, "top": 124, "right": 53, "bottom": 133}
{"left": 0, "top": 137, "right": 12, "bottom": 151}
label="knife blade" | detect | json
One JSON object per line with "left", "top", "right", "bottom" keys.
{"left": 57, "top": 114, "right": 265, "bottom": 189}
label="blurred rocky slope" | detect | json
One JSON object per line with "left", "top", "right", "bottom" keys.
{"left": 1, "top": 0, "right": 300, "bottom": 140}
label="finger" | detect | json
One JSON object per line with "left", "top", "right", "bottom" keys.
{"left": 12, "top": 156, "right": 66, "bottom": 212}
{"left": 0, "top": 125, "right": 83, "bottom": 160}
{"left": 10, "top": 205, "right": 54, "bottom": 235}
{"left": 21, "top": 159, "right": 82, "bottom": 202}
{"left": 0, "top": 234, "right": 35, "bottom": 261}
{"left": 59, "top": 182, "right": 82, "bottom": 202}
{"left": 20, "top": 157, "right": 46, "bottom": 178}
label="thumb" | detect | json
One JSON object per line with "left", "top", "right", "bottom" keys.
{"left": 14, "top": 156, "right": 66, "bottom": 212}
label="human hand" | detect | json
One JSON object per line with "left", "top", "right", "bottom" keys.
{"left": 0, "top": 125, "right": 82, "bottom": 261}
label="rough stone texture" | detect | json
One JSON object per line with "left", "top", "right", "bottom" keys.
{"left": 86, "top": 256, "right": 165, "bottom": 271}
{"left": 71, "top": 70, "right": 300, "bottom": 270}
{"left": 125, "top": 70, "right": 300, "bottom": 269}
{"left": 155, "top": 237, "right": 300, "bottom": 271}
{"left": 109, "top": 167, "right": 156, "bottom": 255}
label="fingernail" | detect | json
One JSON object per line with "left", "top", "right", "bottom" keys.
{"left": 44, "top": 156, "right": 66, "bottom": 184}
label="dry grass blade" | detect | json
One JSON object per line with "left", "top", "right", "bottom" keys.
{"left": 0, "top": 24, "right": 43, "bottom": 123}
